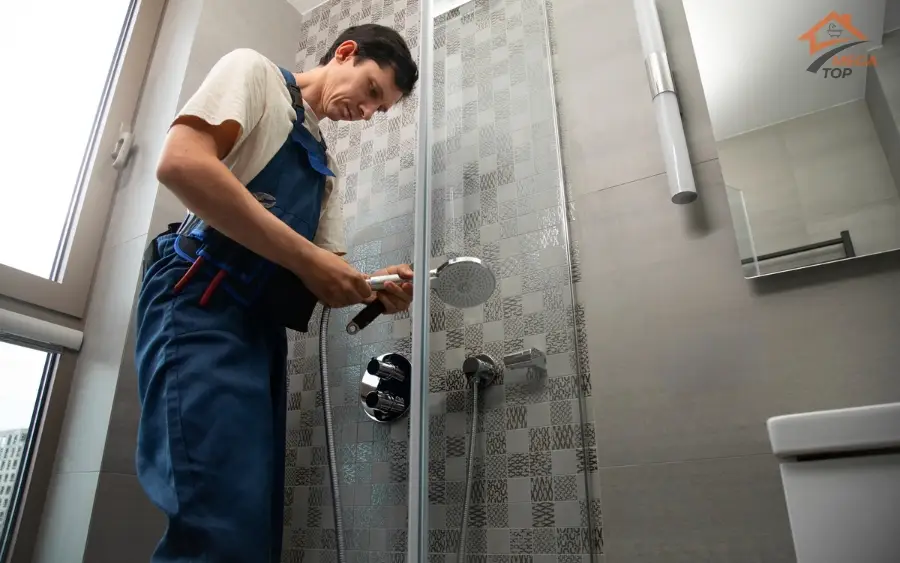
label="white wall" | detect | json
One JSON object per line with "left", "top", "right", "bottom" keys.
{"left": 682, "top": 0, "right": 887, "bottom": 141}
{"left": 719, "top": 99, "right": 900, "bottom": 275}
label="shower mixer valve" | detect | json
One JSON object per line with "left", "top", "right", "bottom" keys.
{"left": 359, "top": 353, "right": 412, "bottom": 423}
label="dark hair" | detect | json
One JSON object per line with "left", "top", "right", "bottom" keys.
{"left": 320, "top": 24, "right": 419, "bottom": 97}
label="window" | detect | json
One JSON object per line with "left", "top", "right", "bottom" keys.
{"left": 0, "top": 0, "right": 165, "bottom": 318}
{"left": 0, "top": 1, "right": 165, "bottom": 558}
{"left": 0, "top": 343, "right": 52, "bottom": 544}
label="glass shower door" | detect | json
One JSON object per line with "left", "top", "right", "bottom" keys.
{"left": 281, "top": 0, "right": 599, "bottom": 561}
{"left": 416, "top": 0, "right": 601, "bottom": 560}
{"left": 284, "top": 1, "right": 423, "bottom": 561}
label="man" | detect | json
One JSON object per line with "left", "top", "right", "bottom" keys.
{"left": 135, "top": 24, "right": 418, "bottom": 562}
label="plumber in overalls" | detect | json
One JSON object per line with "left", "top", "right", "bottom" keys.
{"left": 135, "top": 24, "right": 418, "bottom": 562}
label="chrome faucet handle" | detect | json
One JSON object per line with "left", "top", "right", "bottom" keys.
{"left": 502, "top": 348, "right": 546, "bottom": 371}
{"left": 367, "top": 357, "right": 407, "bottom": 382}
{"left": 365, "top": 390, "right": 406, "bottom": 414}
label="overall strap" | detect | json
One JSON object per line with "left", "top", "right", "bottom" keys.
{"left": 278, "top": 66, "right": 335, "bottom": 178}
{"left": 279, "top": 66, "right": 304, "bottom": 113}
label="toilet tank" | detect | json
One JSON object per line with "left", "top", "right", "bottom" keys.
{"left": 768, "top": 403, "right": 900, "bottom": 563}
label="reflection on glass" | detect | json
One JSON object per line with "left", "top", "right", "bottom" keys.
{"left": 725, "top": 185, "right": 761, "bottom": 277}
{"left": 682, "top": 1, "right": 900, "bottom": 277}
{"left": 0, "top": 342, "right": 48, "bottom": 541}
{"left": 0, "top": 1, "right": 133, "bottom": 279}
{"left": 427, "top": 0, "right": 600, "bottom": 558}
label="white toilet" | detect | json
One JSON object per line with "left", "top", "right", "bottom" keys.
{"left": 768, "top": 403, "right": 900, "bottom": 563}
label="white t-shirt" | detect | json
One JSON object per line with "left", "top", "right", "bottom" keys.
{"left": 173, "top": 48, "right": 345, "bottom": 254}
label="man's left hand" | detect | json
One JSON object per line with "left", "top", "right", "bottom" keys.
{"left": 368, "top": 264, "right": 414, "bottom": 314}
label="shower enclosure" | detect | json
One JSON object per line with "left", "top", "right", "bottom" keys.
{"left": 284, "top": 0, "right": 600, "bottom": 560}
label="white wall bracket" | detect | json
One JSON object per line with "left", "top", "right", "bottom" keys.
{"left": 634, "top": 0, "right": 697, "bottom": 204}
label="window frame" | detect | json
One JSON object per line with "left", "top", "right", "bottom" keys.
{"left": 0, "top": 0, "right": 167, "bottom": 558}
{"left": 0, "top": 0, "right": 167, "bottom": 319}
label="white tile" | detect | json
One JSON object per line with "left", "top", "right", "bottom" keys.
{"left": 481, "top": 222, "right": 502, "bottom": 244}
{"left": 32, "top": 471, "right": 99, "bottom": 563}
{"left": 500, "top": 276, "right": 523, "bottom": 297}
{"left": 499, "top": 236, "right": 522, "bottom": 258}
{"left": 483, "top": 320, "right": 505, "bottom": 343}
{"left": 521, "top": 291, "right": 545, "bottom": 314}
{"left": 431, "top": 330, "right": 448, "bottom": 351}
{"left": 463, "top": 305, "right": 485, "bottom": 326}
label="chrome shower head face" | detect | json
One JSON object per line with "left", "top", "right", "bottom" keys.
{"left": 433, "top": 257, "right": 496, "bottom": 309}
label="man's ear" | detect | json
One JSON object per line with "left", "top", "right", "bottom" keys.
{"left": 334, "top": 40, "right": 359, "bottom": 63}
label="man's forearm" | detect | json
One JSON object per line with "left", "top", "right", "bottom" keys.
{"left": 158, "top": 146, "right": 319, "bottom": 273}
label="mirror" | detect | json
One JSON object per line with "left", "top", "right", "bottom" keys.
{"left": 682, "top": 0, "right": 900, "bottom": 277}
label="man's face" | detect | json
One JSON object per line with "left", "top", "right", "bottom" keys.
{"left": 322, "top": 41, "right": 405, "bottom": 122}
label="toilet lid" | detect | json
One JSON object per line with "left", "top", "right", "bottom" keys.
{"left": 767, "top": 402, "right": 900, "bottom": 458}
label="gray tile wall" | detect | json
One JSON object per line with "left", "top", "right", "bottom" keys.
{"left": 550, "top": 0, "right": 900, "bottom": 562}
{"left": 284, "top": 0, "right": 599, "bottom": 561}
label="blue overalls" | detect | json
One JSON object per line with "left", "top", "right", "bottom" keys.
{"left": 134, "top": 67, "right": 333, "bottom": 563}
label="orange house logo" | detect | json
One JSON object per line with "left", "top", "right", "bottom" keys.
{"left": 799, "top": 11, "right": 876, "bottom": 77}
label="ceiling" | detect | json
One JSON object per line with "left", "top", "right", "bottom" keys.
{"left": 289, "top": 0, "right": 467, "bottom": 16}
{"left": 682, "top": 0, "right": 889, "bottom": 141}
{"left": 288, "top": 0, "right": 328, "bottom": 15}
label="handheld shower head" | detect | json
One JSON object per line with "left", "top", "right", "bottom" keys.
{"left": 347, "top": 257, "right": 496, "bottom": 334}
{"left": 431, "top": 257, "right": 496, "bottom": 309}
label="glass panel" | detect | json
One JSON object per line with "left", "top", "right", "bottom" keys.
{"left": 426, "top": 0, "right": 599, "bottom": 559}
{"left": 282, "top": 1, "right": 423, "bottom": 561}
{"left": 725, "top": 185, "right": 762, "bottom": 277}
{"left": 280, "top": 1, "right": 598, "bottom": 561}
{"left": 0, "top": 342, "right": 52, "bottom": 548}
{"left": 0, "top": 1, "right": 134, "bottom": 279}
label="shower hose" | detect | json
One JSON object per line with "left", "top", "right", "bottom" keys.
{"left": 458, "top": 379, "right": 481, "bottom": 562}
{"left": 318, "top": 306, "right": 347, "bottom": 563}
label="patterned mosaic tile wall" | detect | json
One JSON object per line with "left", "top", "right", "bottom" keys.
{"left": 283, "top": 0, "right": 600, "bottom": 561}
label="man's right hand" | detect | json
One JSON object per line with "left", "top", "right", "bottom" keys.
{"left": 297, "top": 246, "right": 372, "bottom": 308}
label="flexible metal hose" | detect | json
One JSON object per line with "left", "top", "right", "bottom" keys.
{"left": 458, "top": 381, "right": 480, "bottom": 563}
{"left": 318, "top": 306, "right": 346, "bottom": 562}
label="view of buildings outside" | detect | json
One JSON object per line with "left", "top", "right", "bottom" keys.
{"left": 0, "top": 429, "right": 28, "bottom": 528}
{"left": 0, "top": 342, "right": 48, "bottom": 533}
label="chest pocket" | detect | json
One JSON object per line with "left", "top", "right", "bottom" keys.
{"left": 171, "top": 66, "right": 335, "bottom": 313}
{"left": 245, "top": 100, "right": 333, "bottom": 244}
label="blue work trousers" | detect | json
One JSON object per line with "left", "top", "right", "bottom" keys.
{"left": 135, "top": 234, "right": 287, "bottom": 562}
